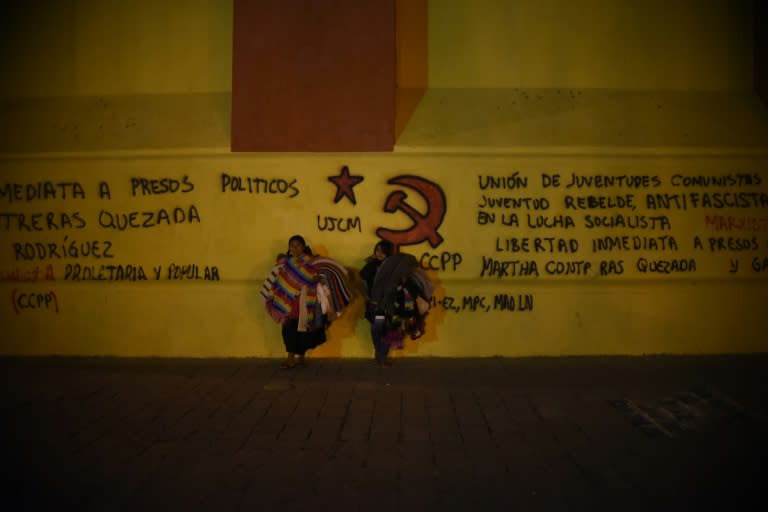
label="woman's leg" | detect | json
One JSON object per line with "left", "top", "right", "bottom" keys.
{"left": 281, "top": 320, "right": 299, "bottom": 368}
{"left": 295, "top": 347, "right": 307, "bottom": 367}
{"left": 371, "top": 317, "right": 390, "bottom": 364}
{"left": 294, "top": 321, "right": 325, "bottom": 367}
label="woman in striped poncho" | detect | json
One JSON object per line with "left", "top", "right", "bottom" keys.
{"left": 261, "top": 235, "right": 351, "bottom": 369}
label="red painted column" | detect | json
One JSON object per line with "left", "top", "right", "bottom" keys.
{"left": 395, "top": 0, "right": 428, "bottom": 141}
{"left": 232, "top": 0, "right": 396, "bottom": 152}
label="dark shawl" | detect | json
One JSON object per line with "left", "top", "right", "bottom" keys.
{"left": 370, "top": 253, "right": 419, "bottom": 314}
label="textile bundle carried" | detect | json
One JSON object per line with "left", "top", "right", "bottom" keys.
{"left": 369, "top": 253, "right": 435, "bottom": 347}
{"left": 261, "top": 254, "right": 352, "bottom": 331}
{"left": 370, "top": 253, "right": 434, "bottom": 317}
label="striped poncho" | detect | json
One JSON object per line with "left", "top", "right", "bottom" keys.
{"left": 261, "top": 255, "right": 352, "bottom": 330}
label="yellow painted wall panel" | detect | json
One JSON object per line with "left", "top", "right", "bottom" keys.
{"left": 3, "top": 0, "right": 753, "bottom": 98}
{"left": 0, "top": 0, "right": 232, "bottom": 98}
{"left": 429, "top": 0, "right": 754, "bottom": 89}
{"left": 2, "top": 153, "right": 766, "bottom": 357}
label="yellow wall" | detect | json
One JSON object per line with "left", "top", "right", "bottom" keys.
{"left": 429, "top": 0, "right": 754, "bottom": 90}
{"left": 0, "top": 0, "right": 232, "bottom": 98}
{"left": 1, "top": 0, "right": 767, "bottom": 357}
{"left": 6, "top": 0, "right": 752, "bottom": 97}
{"left": 2, "top": 154, "right": 767, "bottom": 357}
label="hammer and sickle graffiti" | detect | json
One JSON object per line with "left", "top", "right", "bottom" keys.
{"left": 375, "top": 175, "right": 447, "bottom": 251}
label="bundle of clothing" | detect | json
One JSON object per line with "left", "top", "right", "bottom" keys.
{"left": 366, "top": 253, "right": 434, "bottom": 348}
{"left": 261, "top": 254, "right": 352, "bottom": 333}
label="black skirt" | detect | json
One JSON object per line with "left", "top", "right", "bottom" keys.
{"left": 281, "top": 318, "right": 327, "bottom": 355}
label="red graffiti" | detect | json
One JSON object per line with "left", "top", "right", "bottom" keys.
{"left": 327, "top": 165, "right": 364, "bottom": 205}
{"left": 0, "top": 265, "right": 56, "bottom": 282}
{"left": 376, "top": 175, "right": 447, "bottom": 251}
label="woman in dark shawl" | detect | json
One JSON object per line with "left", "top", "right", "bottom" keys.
{"left": 361, "top": 241, "right": 433, "bottom": 366}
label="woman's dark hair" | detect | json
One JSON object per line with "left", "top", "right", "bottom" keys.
{"left": 375, "top": 240, "right": 394, "bottom": 258}
{"left": 288, "top": 234, "right": 306, "bottom": 247}
{"left": 288, "top": 235, "right": 313, "bottom": 256}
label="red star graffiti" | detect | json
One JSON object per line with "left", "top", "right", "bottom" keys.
{"left": 327, "top": 165, "right": 364, "bottom": 205}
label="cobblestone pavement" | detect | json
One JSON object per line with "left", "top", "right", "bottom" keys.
{"left": 2, "top": 355, "right": 766, "bottom": 511}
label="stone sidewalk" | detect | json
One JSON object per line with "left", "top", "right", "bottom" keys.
{"left": 1, "top": 355, "right": 766, "bottom": 511}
